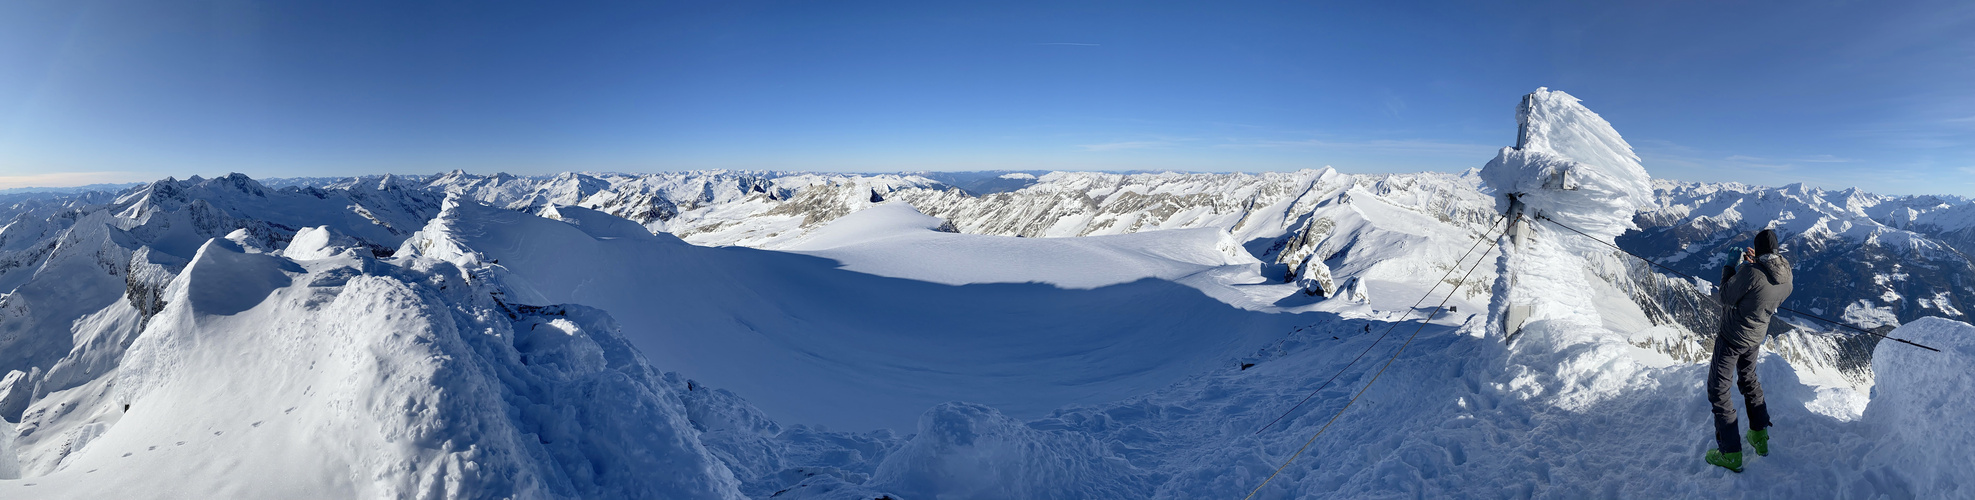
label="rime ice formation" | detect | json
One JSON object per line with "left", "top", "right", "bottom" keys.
{"left": 1480, "top": 88, "right": 1666, "bottom": 409}
{"left": 1480, "top": 88, "right": 1655, "bottom": 244}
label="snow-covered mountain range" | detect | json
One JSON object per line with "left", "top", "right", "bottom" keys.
{"left": 2, "top": 89, "right": 1972, "bottom": 498}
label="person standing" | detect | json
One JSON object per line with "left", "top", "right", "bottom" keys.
{"left": 1706, "top": 229, "right": 1793, "bottom": 472}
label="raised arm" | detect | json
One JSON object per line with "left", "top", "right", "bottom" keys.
{"left": 1720, "top": 262, "right": 1758, "bottom": 309}
{"left": 1715, "top": 265, "right": 1735, "bottom": 303}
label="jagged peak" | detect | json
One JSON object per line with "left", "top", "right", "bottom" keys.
{"left": 209, "top": 172, "right": 270, "bottom": 197}
{"left": 1482, "top": 88, "right": 1655, "bottom": 242}
{"left": 1514, "top": 88, "right": 1643, "bottom": 172}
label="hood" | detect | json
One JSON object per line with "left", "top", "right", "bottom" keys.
{"left": 1756, "top": 253, "right": 1793, "bottom": 286}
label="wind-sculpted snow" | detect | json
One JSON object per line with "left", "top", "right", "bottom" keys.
{"left": 1476, "top": 87, "right": 1678, "bottom": 415}
{"left": 1479, "top": 87, "right": 1654, "bottom": 244}
{"left": 1862, "top": 317, "right": 1975, "bottom": 495}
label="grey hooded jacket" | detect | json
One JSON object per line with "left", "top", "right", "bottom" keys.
{"left": 1718, "top": 253, "right": 1794, "bottom": 349}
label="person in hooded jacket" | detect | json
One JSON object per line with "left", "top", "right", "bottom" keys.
{"left": 1705, "top": 229, "right": 1793, "bottom": 472}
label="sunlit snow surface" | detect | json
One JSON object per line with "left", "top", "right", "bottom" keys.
{"left": 403, "top": 196, "right": 1332, "bottom": 432}
{"left": 2, "top": 90, "right": 1974, "bottom": 499}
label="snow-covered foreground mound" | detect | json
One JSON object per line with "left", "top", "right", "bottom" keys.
{"left": 2, "top": 237, "right": 745, "bottom": 498}
{"left": 404, "top": 197, "right": 1326, "bottom": 432}
{"left": 935, "top": 313, "right": 1975, "bottom": 499}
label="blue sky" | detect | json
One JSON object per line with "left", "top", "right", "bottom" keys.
{"left": 1, "top": 1, "right": 1971, "bottom": 196}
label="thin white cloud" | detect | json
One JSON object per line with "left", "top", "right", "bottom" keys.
{"left": 1632, "top": 138, "right": 1702, "bottom": 154}
{"left": 1724, "top": 154, "right": 1852, "bottom": 164}
{"left": 1077, "top": 141, "right": 1164, "bottom": 152}
{"left": 0, "top": 171, "right": 145, "bottom": 190}
{"left": 1721, "top": 158, "right": 1797, "bottom": 172}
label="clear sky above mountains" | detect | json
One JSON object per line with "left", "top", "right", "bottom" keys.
{"left": 1, "top": 0, "right": 1970, "bottom": 196}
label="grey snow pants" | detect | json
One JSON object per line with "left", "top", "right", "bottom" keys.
{"left": 1708, "top": 336, "right": 1771, "bottom": 453}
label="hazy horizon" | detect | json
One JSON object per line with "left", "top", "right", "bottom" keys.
{"left": 8, "top": 165, "right": 1971, "bottom": 201}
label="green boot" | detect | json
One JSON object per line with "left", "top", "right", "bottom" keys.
{"left": 1706, "top": 449, "right": 1744, "bottom": 473}
{"left": 1746, "top": 428, "right": 1769, "bottom": 456}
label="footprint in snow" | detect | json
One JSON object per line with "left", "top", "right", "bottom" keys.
{"left": 252, "top": 421, "right": 263, "bottom": 427}
{"left": 122, "top": 452, "right": 132, "bottom": 457}
{"left": 176, "top": 441, "right": 186, "bottom": 446}
{"left": 148, "top": 446, "right": 157, "bottom": 451}
{"left": 214, "top": 431, "right": 223, "bottom": 436}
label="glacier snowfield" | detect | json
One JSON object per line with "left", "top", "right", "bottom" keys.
{"left": 2, "top": 92, "right": 1974, "bottom": 498}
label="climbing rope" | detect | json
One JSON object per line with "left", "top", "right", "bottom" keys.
{"left": 1240, "top": 220, "right": 1503, "bottom": 500}
{"left": 1250, "top": 214, "right": 1508, "bottom": 436}
{"left": 1533, "top": 214, "right": 1940, "bottom": 353}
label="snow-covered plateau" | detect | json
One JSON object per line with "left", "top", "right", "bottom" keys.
{"left": 2, "top": 89, "right": 1972, "bottom": 499}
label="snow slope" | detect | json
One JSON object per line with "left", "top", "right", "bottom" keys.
{"left": 4, "top": 233, "right": 750, "bottom": 499}
{"left": 849, "top": 309, "right": 1975, "bottom": 499}
{"left": 403, "top": 195, "right": 1328, "bottom": 431}
{"left": 783, "top": 203, "right": 1253, "bottom": 290}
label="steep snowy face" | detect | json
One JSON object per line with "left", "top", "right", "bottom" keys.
{"left": 1480, "top": 88, "right": 1655, "bottom": 243}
